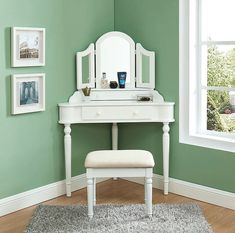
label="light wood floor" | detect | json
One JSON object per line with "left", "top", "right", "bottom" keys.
{"left": 0, "top": 179, "right": 235, "bottom": 233}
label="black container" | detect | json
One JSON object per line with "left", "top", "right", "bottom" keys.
{"left": 109, "top": 81, "right": 118, "bottom": 89}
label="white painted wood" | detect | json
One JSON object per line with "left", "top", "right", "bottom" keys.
{"left": 112, "top": 123, "right": 118, "bottom": 150}
{"left": 11, "top": 27, "right": 45, "bottom": 67}
{"left": 0, "top": 174, "right": 108, "bottom": 217}
{"left": 1, "top": 173, "right": 235, "bottom": 217}
{"left": 64, "top": 124, "right": 72, "bottom": 197}
{"left": 82, "top": 106, "right": 153, "bottom": 121}
{"left": 168, "top": 176, "right": 235, "bottom": 210}
{"left": 93, "top": 178, "right": 96, "bottom": 206}
{"left": 59, "top": 102, "right": 174, "bottom": 124}
{"left": 146, "top": 177, "right": 152, "bottom": 216}
{"left": 11, "top": 73, "right": 45, "bottom": 115}
{"left": 112, "top": 123, "right": 118, "bottom": 180}
{"left": 87, "top": 178, "right": 94, "bottom": 218}
{"left": 136, "top": 43, "right": 155, "bottom": 89}
{"left": 179, "top": 0, "right": 235, "bottom": 152}
{"left": 162, "top": 123, "right": 170, "bottom": 195}
{"left": 125, "top": 174, "right": 235, "bottom": 211}
{"left": 76, "top": 43, "right": 95, "bottom": 89}
{"left": 202, "top": 40, "right": 235, "bottom": 45}
{"left": 87, "top": 168, "right": 152, "bottom": 178}
{"left": 59, "top": 94, "right": 174, "bottom": 195}
{"left": 86, "top": 166, "right": 153, "bottom": 217}
{"left": 96, "top": 31, "right": 135, "bottom": 89}
{"left": 60, "top": 31, "right": 174, "bottom": 196}
{"left": 69, "top": 89, "right": 165, "bottom": 102}
{"left": 144, "top": 178, "right": 147, "bottom": 204}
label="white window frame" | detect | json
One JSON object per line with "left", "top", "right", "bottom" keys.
{"left": 179, "top": 0, "right": 235, "bottom": 153}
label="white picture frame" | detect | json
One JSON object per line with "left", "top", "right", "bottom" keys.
{"left": 11, "top": 27, "right": 45, "bottom": 67}
{"left": 11, "top": 73, "right": 45, "bottom": 115}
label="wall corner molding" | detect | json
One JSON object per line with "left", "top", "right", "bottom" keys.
{"left": 1, "top": 174, "right": 235, "bottom": 217}
{"left": 125, "top": 174, "right": 235, "bottom": 210}
{"left": 0, "top": 174, "right": 107, "bottom": 217}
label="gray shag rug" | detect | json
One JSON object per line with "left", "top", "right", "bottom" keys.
{"left": 25, "top": 204, "right": 213, "bottom": 233}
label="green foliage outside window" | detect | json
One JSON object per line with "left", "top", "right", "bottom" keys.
{"left": 207, "top": 45, "right": 235, "bottom": 132}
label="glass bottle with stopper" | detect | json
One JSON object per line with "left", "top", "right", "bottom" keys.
{"left": 100, "top": 72, "right": 109, "bottom": 88}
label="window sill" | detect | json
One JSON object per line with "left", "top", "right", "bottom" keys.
{"left": 179, "top": 132, "right": 235, "bottom": 153}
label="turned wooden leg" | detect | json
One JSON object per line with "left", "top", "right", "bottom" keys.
{"left": 93, "top": 178, "right": 96, "bottom": 206}
{"left": 163, "top": 122, "right": 170, "bottom": 195}
{"left": 144, "top": 178, "right": 147, "bottom": 204}
{"left": 146, "top": 177, "right": 152, "bottom": 216}
{"left": 87, "top": 178, "right": 94, "bottom": 218}
{"left": 64, "top": 124, "right": 71, "bottom": 197}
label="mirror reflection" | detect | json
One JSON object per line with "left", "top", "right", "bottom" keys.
{"left": 142, "top": 55, "right": 150, "bottom": 84}
{"left": 98, "top": 36, "right": 131, "bottom": 83}
{"left": 82, "top": 55, "right": 89, "bottom": 84}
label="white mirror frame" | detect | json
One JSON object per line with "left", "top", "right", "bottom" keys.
{"left": 136, "top": 43, "right": 155, "bottom": 89}
{"left": 95, "top": 32, "right": 135, "bottom": 89}
{"left": 76, "top": 43, "right": 95, "bottom": 89}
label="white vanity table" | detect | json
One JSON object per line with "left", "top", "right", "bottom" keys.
{"left": 58, "top": 32, "right": 175, "bottom": 197}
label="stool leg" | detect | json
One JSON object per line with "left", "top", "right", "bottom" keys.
{"left": 146, "top": 177, "right": 152, "bottom": 216}
{"left": 144, "top": 178, "right": 147, "bottom": 204}
{"left": 93, "top": 178, "right": 96, "bottom": 206}
{"left": 87, "top": 178, "right": 94, "bottom": 218}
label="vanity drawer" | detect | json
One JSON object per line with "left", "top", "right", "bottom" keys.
{"left": 81, "top": 106, "right": 152, "bottom": 121}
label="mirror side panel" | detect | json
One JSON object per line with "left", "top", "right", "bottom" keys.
{"left": 136, "top": 43, "right": 155, "bottom": 89}
{"left": 76, "top": 43, "right": 95, "bottom": 89}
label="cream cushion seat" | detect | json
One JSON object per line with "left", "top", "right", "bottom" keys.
{"left": 85, "top": 149, "right": 154, "bottom": 218}
{"left": 85, "top": 150, "right": 155, "bottom": 168}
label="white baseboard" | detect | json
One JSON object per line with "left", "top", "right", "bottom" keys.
{"left": 0, "top": 174, "right": 108, "bottom": 217}
{"left": 124, "top": 174, "right": 235, "bottom": 210}
{"left": 1, "top": 174, "right": 235, "bottom": 217}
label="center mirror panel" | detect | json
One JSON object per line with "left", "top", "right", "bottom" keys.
{"left": 99, "top": 37, "right": 130, "bottom": 83}
{"left": 96, "top": 32, "right": 135, "bottom": 89}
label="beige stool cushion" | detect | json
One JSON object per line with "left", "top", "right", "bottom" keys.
{"left": 85, "top": 150, "right": 155, "bottom": 168}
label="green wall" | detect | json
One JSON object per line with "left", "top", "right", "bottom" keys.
{"left": 0, "top": 0, "right": 114, "bottom": 199}
{"left": 1, "top": 0, "right": 234, "bottom": 200}
{"left": 115, "top": 0, "right": 235, "bottom": 193}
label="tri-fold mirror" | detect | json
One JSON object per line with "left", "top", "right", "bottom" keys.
{"left": 76, "top": 31, "right": 155, "bottom": 90}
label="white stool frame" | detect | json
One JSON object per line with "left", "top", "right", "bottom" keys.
{"left": 86, "top": 167, "right": 153, "bottom": 218}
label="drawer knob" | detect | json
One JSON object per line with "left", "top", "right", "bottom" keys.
{"left": 96, "top": 111, "right": 101, "bottom": 116}
{"left": 133, "top": 111, "right": 138, "bottom": 116}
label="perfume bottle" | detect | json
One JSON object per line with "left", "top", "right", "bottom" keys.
{"left": 100, "top": 72, "right": 109, "bottom": 88}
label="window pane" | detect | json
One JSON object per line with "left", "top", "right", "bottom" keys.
{"left": 201, "top": 0, "right": 235, "bottom": 41}
{"left": 201, "top": 45, "right": 235, "bottom": 87}
{"left": 207, "top": 90, "right": 235, "bottom": 133}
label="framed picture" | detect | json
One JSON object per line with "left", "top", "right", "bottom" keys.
{"left": 11, "top": 73, "right": 45, "bottom": 114}
{"left": 11, "top": 27, "right": 45, "bottom": 67}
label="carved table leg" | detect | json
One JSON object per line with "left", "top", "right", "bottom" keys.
{"left": 64, "top": 124, "right": 71, "bottom": 197}
{"left": 162, "top": 122, "right": 170, "bottom": 195}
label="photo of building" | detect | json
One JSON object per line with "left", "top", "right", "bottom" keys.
{"left": 19, "top": 33, "right": 39, "bottom": 59}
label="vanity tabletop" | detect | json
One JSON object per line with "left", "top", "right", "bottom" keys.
{"left": 58, "top": 100, "right": 175, "bottom": 107}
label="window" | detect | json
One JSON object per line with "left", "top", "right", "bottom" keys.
{"left": 179, "top": 0, "right": 235, "bottom": 152}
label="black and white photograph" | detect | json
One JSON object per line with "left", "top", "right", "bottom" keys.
{"left": 11, "top": 73, "right": 45, "bottom": 114}
{"left": 19, "top": 32, "right": 39, "bottom": 59}
{"left": 20, "top": 81, "right": 39, "bottom": 105}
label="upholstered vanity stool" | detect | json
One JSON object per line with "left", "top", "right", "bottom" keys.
{"left": 84, "top": 150, "right": 155, "bottom": 218}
